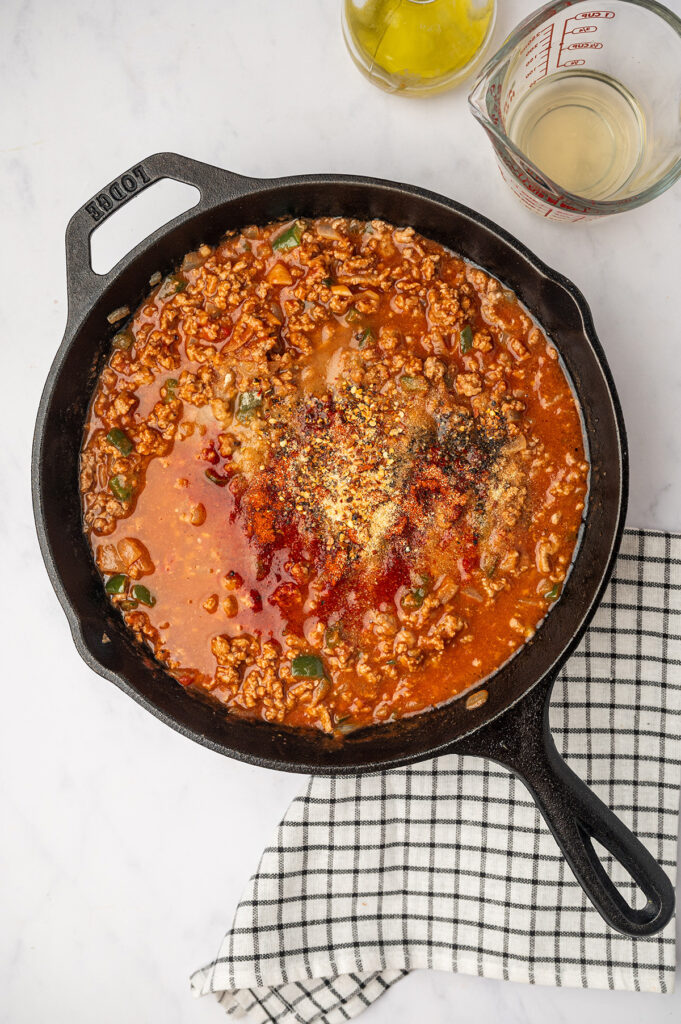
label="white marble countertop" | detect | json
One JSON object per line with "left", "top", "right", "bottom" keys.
{"left": 2, "top": 0, "right": 681, "bottom": 1021}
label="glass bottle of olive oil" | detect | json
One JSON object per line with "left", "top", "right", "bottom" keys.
{"left": 342, "top": 0, "right": 496, "bottom": 96}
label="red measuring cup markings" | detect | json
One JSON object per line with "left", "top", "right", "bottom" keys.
{"left": 469, "top": 0, "right": 681, "bottom": 220}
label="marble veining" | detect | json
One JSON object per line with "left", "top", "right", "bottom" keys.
{"left": 1, "top": 0, "right": 680, "bottom": 1021}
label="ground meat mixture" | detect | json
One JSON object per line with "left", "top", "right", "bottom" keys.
{"left": 80, "top": 217, "right": 589, "bottom": 734}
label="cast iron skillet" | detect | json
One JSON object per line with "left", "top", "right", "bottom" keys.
{"left": 33, "top": 152, "right": 675, "bottom": 937}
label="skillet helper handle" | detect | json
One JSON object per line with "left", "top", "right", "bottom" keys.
{"left": 452, "top": 675, "right": 675, "bottom": 937}
{"left": 64, "top": 151, "right": 254, "bottom": 320}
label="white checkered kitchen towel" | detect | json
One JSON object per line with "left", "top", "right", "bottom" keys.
{"left": 192, "top": 529, "right": 681, "bottom": 1020}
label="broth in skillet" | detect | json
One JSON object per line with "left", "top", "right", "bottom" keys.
{"left": 80, "top": 218, "right": 588, "bottom": 734}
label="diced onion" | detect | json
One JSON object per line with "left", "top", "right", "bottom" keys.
{"left": 107, "top": 305, "right": 130, "bottom": 325}
{"left": 316, "top": 223, "right": 342, "bottom": 239}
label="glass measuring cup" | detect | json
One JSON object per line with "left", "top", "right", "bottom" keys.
{"left": 468, "top": 0, "right": 681, "bottom": 220}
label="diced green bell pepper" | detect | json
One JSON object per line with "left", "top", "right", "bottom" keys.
{"left": 236, "top": 390, "right": 263, "bottom": 421}
{"left": 105, "top": 573, "right": 127, "bottom": 595}
{"left": 272, "top": 222, "right": 303, "bottom": 251}
{"left": 106, "top": 427, "right": 133, "bottom": 455}
{"left": 460, "top": 325, "right": 473, "bottom": 354}
{"left": 132, "top": 584, "right": 156, "bottom": 607}
{"left": 109, "top": 475, "right": 132, "bottom": 502}
{"left": 291, "top": 654, "right": 326, "bottom": 679}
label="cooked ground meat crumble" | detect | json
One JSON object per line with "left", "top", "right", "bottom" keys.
{"left": 80, "top": 217, "right": 589, "bottom": 734}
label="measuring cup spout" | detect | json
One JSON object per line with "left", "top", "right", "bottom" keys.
{"left": 467, "top": 68, "right": 493, "bottom": 130}
{"left": 467, "top": 57, "right": 516, "bottom": 171}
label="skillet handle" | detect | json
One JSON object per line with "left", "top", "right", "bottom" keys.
{"left": 64, "top": 151, "right": 256, "bottom": 320}
{"left": 452, "top": 675, "right": 675, "bottom": 937}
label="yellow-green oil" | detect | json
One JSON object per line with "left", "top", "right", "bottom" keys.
{"left": 343, "top": 0, "right": 496, "bottom": 95}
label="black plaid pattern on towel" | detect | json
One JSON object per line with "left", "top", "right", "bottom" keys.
{"left": 191, "top": 529, "right": 681, "bottom": 1021}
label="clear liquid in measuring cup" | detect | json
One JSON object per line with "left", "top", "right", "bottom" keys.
{"left": 507, "top": 70, "right": 645, "bottom": 201}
